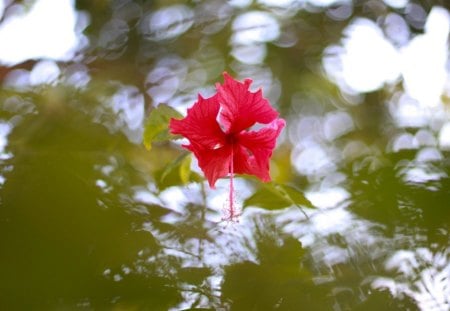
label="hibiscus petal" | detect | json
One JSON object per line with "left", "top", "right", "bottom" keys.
{"left": 169, "top": 94, "right": 225, "bottom": 149}
{"left": 235, "top": 118, "right": 285, "bottom": 181}
{"left": 185, "top": 142, "right": 232, "bottom": 188}
{"left": 217, "top": 72, "right": 279, "bottom": 134}
{"left": 233, "top": 144, "right": 264, "bottom": 180}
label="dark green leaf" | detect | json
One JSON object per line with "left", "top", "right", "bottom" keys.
{"left": 143, "top": 104, "right": 183, "bottom": 150}
{"left": 178, "top": 267, "right": 212, "bottom": 285}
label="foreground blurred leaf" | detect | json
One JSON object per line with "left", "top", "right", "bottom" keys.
{"left": 222, "top": 222, "right": 322, "bottom": 310}
{"left": 178, "top": 267, "right": 212, "bottom": 285}
{"left": 244, "top": 182, "right": 312, "bottom": 210}
{"left": 143, "top": 104, "right": 183, "bottom": 150}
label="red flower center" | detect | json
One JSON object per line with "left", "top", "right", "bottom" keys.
{"left": 225, "top": 132, "right": 239, "bottom": 145}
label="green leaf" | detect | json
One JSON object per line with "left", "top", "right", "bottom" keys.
{"left": 143, "top": 104, "right": 183, "bottom": 150}
{"left": 277, "top": 184, "right": 312, "bottom": 207}
{"left": 244, "top": 182, "right": 313, "bottom": 210}
{"left": 155, "top": 153, "right": 201, "bottom": 190}
{"left": 159, "top": 152, "right": 191, "bottom": 183}
{"left": 179, "top": 154, "right": 191, "bottom": 184}
{"left": 178, "top": 267, "right": 212, "bottom": 285}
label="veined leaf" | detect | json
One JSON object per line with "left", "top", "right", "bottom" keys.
{"left": 143, "top": 104, "right": 183, "bottom": 150}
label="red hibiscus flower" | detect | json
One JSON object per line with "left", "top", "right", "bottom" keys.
{"left": 169, "top": 72, "right": 285, "bottom": 220}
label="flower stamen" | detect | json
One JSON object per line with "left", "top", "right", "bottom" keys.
{"left": 229, "top": 145, "right": 235, "bottom": 220}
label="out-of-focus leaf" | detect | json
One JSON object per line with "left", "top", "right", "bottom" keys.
{"left": 143, "top": 104, "right": 183, "bottom": 150}
{"left": 141, "top": 203, "right": 173, "bottom": 218}
{"left": 178, "top": 267, "right": 212, "bottom": 285}
{"left": 160, "top": 153, "right": 189, "bottom": 182}
{"left": 244, "top": 182, "right": 312, "bottom": 210}
{"left": 179, "top": 309, "right": 215, "bottom": 311}
{"left": 155, "top": 153, "right": 201, "bottom": 190}
{"left": 179, "top": 154, "right": 191, "bottom": 184}
{"left": 277, "top": 184, "right": 312, "bottom": 207}
{"left": 244, "top": 188, "right": 289, "bottom": 209}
